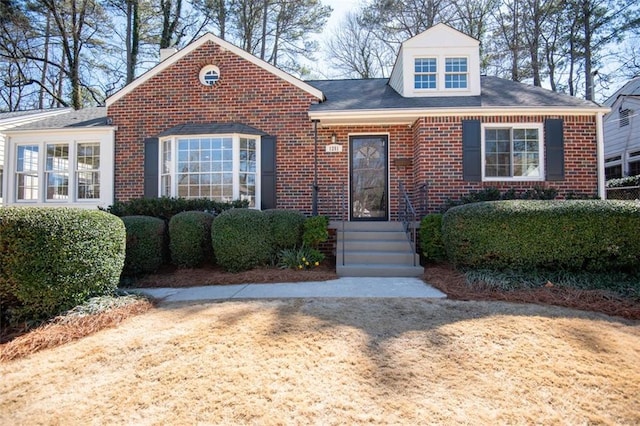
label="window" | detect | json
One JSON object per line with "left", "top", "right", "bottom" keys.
{"left": 414, "top": 58, "right": 437, "bottom": 89}
{"left": 605, "top": 155, "right": 623, "bottom": 180}
{"left": 620, "top": 109, "right": 630, "bottom": 127}
{"left": 445, "top": 57, "right": 468, "bottom": 89}
{"left": 16, "top": 145, "right": 39, "bottom": 200}
{"left": 161, "top": 134, "right": 259, "bottom": 207}
{"left": 483, "top": 125, "right": 543, "bottom": 180}
{"left": 77, "top": 143, "right": 100, "bottom": 199}
{"left": 199, "top": 65, "right": 220, "bottom": 86}
{"left": 15, "top": 142, "right": 101, "bottom": 202}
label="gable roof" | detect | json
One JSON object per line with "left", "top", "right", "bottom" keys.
{"left": 0, "top": 108, "right": 71, "bottom": 129}
{"left": 603, "top": 76, "right": 640, "bottom": 107}
{"left": 105, "top": 33, "right": 324, "bottom": 107}
{"left": 307, "top": 77, "right": 608, "bottom": 124}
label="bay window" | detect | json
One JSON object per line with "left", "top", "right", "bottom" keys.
{"left": 160, "top": 134, "right": 260, "bottom": 207}
{"left": 483, "top": 124, "right": 544, "bottom": 180}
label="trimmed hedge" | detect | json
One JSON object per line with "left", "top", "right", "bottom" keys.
{"left": 263, "top": 209, "right": 305, "bottom": 253}
{"left": 211, "top": 209, "right": 271, "bottom": 272}
{"left": 102, "top": 196, "right": 249, "bottom": 222}
{"left": 442, "top": 200, "right": 640, "bottom": 273}
{"left": 169, "top": 211, "right": 215, "bottom": 268}
{"left": 419, "top": 214, "right": 446, "bottom": 262}
{"left": 122, "top": 216, "right": 166, "bottom": 276}
{"left": 0, "top": 207, "right": 126, "bottom": 323}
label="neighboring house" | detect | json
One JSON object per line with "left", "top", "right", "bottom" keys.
{"left": 2, "top": 23, "right": 607, "bottom": 217}
{"left": 1, "top": 23, "right": 609, "bottom": 276}
{"left": 603, "top": 76, "right": 640, "bottom": 180}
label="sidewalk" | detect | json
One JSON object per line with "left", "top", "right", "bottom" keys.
{"left": 132, "top": 277, "right": 447, "bottom": 303}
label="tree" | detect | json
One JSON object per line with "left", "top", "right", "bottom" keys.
{"left": 325, "top": 11, "right": 392, "bottom": 78}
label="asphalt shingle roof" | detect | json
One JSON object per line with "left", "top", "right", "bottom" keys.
{"left": 7, "top": 107, "right": 108, "bottom": 130}
{"left": 603, "top": 76, "right": 640, "bottom": 107}
{"left": 306, "top": 76, "right": 600, "bottom": 112}
{"left": 158, "top": 123, "right": 268, "bottom": 137}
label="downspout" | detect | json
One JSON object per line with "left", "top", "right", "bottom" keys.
{"left": 312, "top": 119, "right": 319, "bottom": 216}
{"left": 596, "top": 112, "right": 605, "bottom": 199}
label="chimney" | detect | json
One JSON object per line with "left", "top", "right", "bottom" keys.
{"left": 159, "top": 47, "right": 178, "bottom": 62}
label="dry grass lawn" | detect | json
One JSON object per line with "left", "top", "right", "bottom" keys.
{"left": 2, "top": 298, "right": 639, "bottom": 425}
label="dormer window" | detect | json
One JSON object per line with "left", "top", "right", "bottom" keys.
{"left": 445, "top": 57, "right": 468, "bottom": 89}
{"left": 414, "top": 58, "right": 437, "bottom": 89}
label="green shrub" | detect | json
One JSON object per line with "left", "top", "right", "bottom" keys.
{"left": 443, "top": 186, "right": 558, "bottom": 211}
{"left": 169, "top": 211, "right": 215, "bottom": 268}
{"left": 442, "top": 200, "right": 640, "bottom": 273}
{"left": 277, "top": 245, "right": 325, "bottom": 270}
{"left": 263, "top": 209, "right": 305, "bottom": 254}
{"left": 121, "top": 216, "right": 166, "bottom": 276}
{"left": 211, "top": 209, "right": 271, "bottom": 272}
{"left": 419, "top": 214, "right": 446, "bottom": 262}
{"left": 0, "top": 207, "right": 125, "bottom": 324}
{"left": 302, "top": 215, "right": 329, "bottom": 248}
{"left": 102, "top": 197, "right": 248, "bottom": 222}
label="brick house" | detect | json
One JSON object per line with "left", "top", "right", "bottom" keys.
{"left": 1, "top": 24, "right": 608, "bottom": 275}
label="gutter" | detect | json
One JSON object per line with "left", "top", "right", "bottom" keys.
{"left": 597, "top": 112, "right": 606, "bottom": 199}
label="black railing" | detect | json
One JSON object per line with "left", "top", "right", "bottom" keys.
{"left": 398, "top": 181, "right": 417, "bottom": 266}
{"left": 340, "top": 183, "right": 347, "bottom": 266}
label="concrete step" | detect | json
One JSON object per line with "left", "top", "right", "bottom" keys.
{"left": 338, "top": 221, "right": 405, "bottom": 232}
{"left": 336, "top": 264, "right": 425, "bottom": 277}
{"left": 337, "top": 230, "right": 409, "bottom": 241}
{"left": 337, "top": 251, "right": 420, "bottom": 265}
{"left": 339, "top": 239, "right": 413, "bottom": 252}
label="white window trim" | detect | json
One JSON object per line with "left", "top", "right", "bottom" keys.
{"left": 413, "top": 57, "right": 438, "bottom": 90}
{"left": 444, "top": 57, "right": 469, "bottom": 90}
{"left": 481, "top": 123, "right": 545, "bottom": 182}
{"left": 199, "top": 65, "right": 221, "bottom": 86}
{"left": 159, "top": 133, "right": 261, "bottom": 209}
{"left": 413, "top": 54, "right": 471, "bottom": 94}
{"left": 12, "top": 140, "right": 104, "bottom": 204}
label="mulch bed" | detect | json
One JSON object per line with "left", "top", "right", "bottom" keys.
{"left": 424, "top": 264, "right": 640, "bottom": 320}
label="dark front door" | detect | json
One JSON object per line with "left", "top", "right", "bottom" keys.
{"left": 350, "top": 135, "right": 388, "bottom": 220}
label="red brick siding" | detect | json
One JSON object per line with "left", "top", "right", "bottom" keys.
{"left": 108, "top": 41, "right": 319, "bottom": 208}
{"left": 412, "top": 115, "right": 599, "bottom": 213}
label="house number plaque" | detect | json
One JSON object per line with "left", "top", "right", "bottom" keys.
{"left": 325, "top": 144, "right": 343, "bottom": 153}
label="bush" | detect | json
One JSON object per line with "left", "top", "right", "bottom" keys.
{"left": 442, "top": 200, "right": 640, "bottom": 273}
{"left": 102, "top": 197, "right": 248, "bottom": 222}
{"left": 302, "top": 215, "right": 329, "bottom": 248}
{"left": 263, "top": 209, "right": 306, "bottom": 254}
{"left": 169, "top": 211, "right": 215, "bottom": 268}
{"left": 419, "top": 214, "right": 446, "bottom": 262}
{"left": 121, "top": 216, "right": 166, "bottom": 276}
{"left": 442, "top": 186, "right": 558, "bottom": 211}
{"left": 211, "top": 209, "right": 271, "bottom": 272}
{"left": 0, "top": 208, "right": 125, "bottom": 324}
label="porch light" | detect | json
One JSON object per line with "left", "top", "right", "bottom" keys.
{"left": 331, "top": 132, "right": 337, "bottom": 144}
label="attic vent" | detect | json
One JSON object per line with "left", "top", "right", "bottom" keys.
{"left": 620, "top": 108, "right": 630, "bottom": 127}
{"left": 199, "top": 65, "right": 220, "bottom": 86}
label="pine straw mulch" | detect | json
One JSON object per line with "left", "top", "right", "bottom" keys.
{"left": 424, "top": 264, "right": 640, "bottom": 321}
{"left": 129, "top": 263, "right": 339, "bottom": 288}
{"left": 0, "top": 298, "right": 153, "bottom": 362}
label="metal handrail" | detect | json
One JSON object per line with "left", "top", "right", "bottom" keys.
{"left": 340, "top": 182, "right": 347, "bottom": 266}
{"left": 398, "top": 181, "right": 417, "bottom": 266}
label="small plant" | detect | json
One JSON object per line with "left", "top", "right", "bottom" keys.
{"left": 277, "top": 245, "right": 325, "bottom": 270}
{"left": 302, "top": 215, "right": 329, "bottom": 248}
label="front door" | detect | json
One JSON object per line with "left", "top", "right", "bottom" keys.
{"left": 350, "top": 135, "right": 388, "bottom": 221}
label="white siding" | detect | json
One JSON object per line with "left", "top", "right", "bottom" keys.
{"left": 603, "top": 96, "right": 640, "bottom": 175}
{"left": 389, "top": 48, "right": 404, "bottom": 95}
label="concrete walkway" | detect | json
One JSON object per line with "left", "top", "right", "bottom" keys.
{"left": 132, "top": 277, "right": 447, "bottom": 303}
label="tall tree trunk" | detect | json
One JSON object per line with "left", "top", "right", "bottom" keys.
{"left": 260, "top": 0, "right": 268, "bottom": 60}
{"left": 39, "top": 12, "right": 51, "bottom": 109}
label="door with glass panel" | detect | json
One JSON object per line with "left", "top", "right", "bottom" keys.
{"left": 349, "top": 135, "right": 388, "bottom": 221}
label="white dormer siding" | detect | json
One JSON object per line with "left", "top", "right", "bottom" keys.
{"left": 389, "top": 23, "right": 481, "bottom": 98}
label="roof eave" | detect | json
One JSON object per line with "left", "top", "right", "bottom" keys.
{"left": 308, "top": 106, "right": 611, "bottom": 125}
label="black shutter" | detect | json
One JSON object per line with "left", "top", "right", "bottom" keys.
{"left": 261, "top": 135, "right": 277, "bottom": 210}
{"left": 143, "top": 137, "right": 159, "bottom": 198}
{"left": 545, "top": 119, "right": 565, "bottom": 181}
{"left": 462, "top": 120, "right": 482, "bottom": 181}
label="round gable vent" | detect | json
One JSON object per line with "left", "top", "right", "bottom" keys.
{"left": 199, "top": 65, "right": 220, "bottom": 86}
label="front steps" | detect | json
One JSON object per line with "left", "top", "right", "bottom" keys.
{"left": 335, "top": 221, "right": 424, "bottom": 277}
